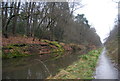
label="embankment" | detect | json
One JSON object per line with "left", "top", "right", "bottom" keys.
{"left": 47, "top": 48, "right": 102, "bottom": 79}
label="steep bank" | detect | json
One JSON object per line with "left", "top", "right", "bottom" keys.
{"left": 2, "top": 36, "right": 69, "bottom": 59}
{"left": 104, "top": 26, "right": 119, "bottom": 69}
{"left": 2, "top": 36, "right": 97, "bottom": 60}
{"left": 105, "top": 39, "right": 118, "bottom": 64}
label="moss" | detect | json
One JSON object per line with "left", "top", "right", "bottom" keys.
{"left": 4, "top": 44, "right": 27, "bottom": 49}
{"left": 4, "top": 45, "right": 14, "bottom": 49}
{"left": 52, "top": 48, "right": 64, "bottom": 52}
{"left": 2, "top": 44, "right": 30, "bottom": 59}
{"left": 42, "top": 39, "right": 64, "bottom": 53}
{"left": 2, "top": 50, "right": 30, "bottom": 59}
{"left": 41, "top": 40, "right": 61, "bottom": 47}
{"left": 51, "top": 41, "right": 62, "bottom": 48}
{"left": 41, "top": 39, "right": 51, "bottom": 43}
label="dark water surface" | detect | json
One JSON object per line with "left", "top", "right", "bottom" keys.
{"left": 2, "top": 51, "right": 82, "bottom": 79}
{"left": 3, "top": 48, "right": 119, "bottom": 79}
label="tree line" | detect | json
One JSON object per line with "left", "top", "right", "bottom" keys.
{"left": 1, "top": 1, "right": 102, "bottom": 46}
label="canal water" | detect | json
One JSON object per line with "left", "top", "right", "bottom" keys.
{"left": 94, "top": 48, "right": 118, "bottom": 79}
{"left": 2, "top": 48, "right": 119, "bottom": 79}
{"left": 2, "top": 51, "right": 82, "bottom": 79}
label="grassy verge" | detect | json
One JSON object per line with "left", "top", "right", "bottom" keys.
{"left": 106, "top": 39, "right": 118, "bottom": 63}
{"left": 47, "top": 48, "right": 103, "bottom": 79}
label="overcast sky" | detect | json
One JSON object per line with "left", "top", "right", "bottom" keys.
{"left": 74, "top": 0, "right": 118, "bottom": 43}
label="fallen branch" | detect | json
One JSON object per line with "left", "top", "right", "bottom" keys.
{"left": 35, "top": 59, "right": 52, "bottom": 76}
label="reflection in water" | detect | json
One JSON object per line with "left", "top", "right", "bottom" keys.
{"left": 2, "top": 51, "right": 82, "bottom": 79}
{"left": 94, "top": 48, "right": 118, "bottom": 79}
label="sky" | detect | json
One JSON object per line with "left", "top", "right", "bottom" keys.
{"left": 74, "top": 0, "right": 118, "bottom": 43}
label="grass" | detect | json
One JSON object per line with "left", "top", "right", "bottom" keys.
{"left": 47, "top": 48, "right": 103, "bottom": 79}
{"left": 2, "top": 44, "right": 30, "bottom": 59}
{"left": 106, "top": 39, "right": 118, "bottom": 63}
{"left": 2, "top": 49, "right": 30, "bottom": 59}
{"left": 2, "top": 40, "right": 65, "bottom": 59}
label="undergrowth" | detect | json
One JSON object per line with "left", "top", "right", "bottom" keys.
{"left": 47, "top": 48, "right": 103, "bottom": 79}
{"left": 2, "top": 44, "right": 30, "bottom": 59}
{"left": 41, "top": 39, "right": 64, "bottom": 52}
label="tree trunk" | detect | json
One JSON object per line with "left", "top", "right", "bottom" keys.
{"left": 3, "top": 2, "right": 8, "bottom": 38}
{"left": 12, "top": 2, "right": 20, "bottom": 35}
